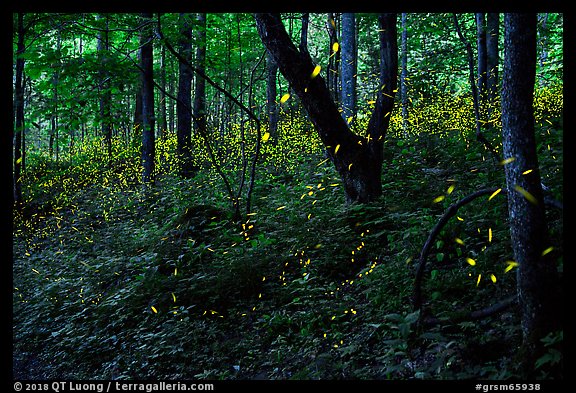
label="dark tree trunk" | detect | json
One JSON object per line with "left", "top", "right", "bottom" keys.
{"left": 176, "top": 13, "right": 194, "bottom": 177}
{"left": 49, "top": 31, "right": 61, "bottom": 161}
{"left": 13, "top": 13, "right": 25, "bottom": 209}
{"left": 168, "top": 75, "right": 175, "bottom": 134}
{"left": 132, "top": 31, "right": 143, "bottom": 148}
{"left": 299, "top": 13, "right": 310, "bottom": 55}
{"left": 97, "top": 14, "right": 112, "bottom": 160}
{"left": 326, "top": 13, "right": 340, "bottom": 104}
{"left": 159, "top": 44, "right": 168, "bottom": 138}
{"left": 486, "top": 13, "right": 500, "bottom": 127}
{"left": 400, "top": 13, "right": 409, "bottom": 135}
{"left": 501, "top": 12, "right": 561, "bottom": 376}
{"left": 486, "top": 13, "right": 499, "bottom": 102}
{"left": 50, "top": 111, "right": 56, "bottom": 159}
{"left": 476, "top": 13, "right": 488, "bottom": 103}
{"left": 340, "top": 13, "right": 357, "bottom": 125}
{"left": 255, "top": 13, "right": 397, "bottom": 204}
{"left": 193, "top": 13, "right": 207, "bottom": 141}
{"left": 476, "top": 13, "right": 488, "bottom": 131}
{"left": 140, "top": 13, "right": 155, "bottom": 183}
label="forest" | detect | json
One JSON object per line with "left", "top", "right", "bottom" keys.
{"left": 12, "top": 12, "right": 563, "bottom": 383}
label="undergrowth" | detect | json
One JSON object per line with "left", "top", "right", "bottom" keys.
{"left": 12, "top": 87, "right": 563, "bottom": 380}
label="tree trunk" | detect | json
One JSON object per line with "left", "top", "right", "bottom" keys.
{"left": 193, "top": 12, "right": 207, "bottom": 143}
{"left": 400, "top": 13, "right": 409, "bottom": 135}
{"left": 486, "top": 13, "right": 499, "bottom": 101}
{"left": 300, "top": 13, "right": 310, "bottom": 55}
{"left": 255, "top": 13, "right": 397, "bottom": 204}
{"left": 340, "top": 13, "right": 357, "bottom": 125}
{"left": 49, "top": 31, "right": 62, "bottom": 161}
{"left": 326, "top": 13, "right": 340, "bottom": 104}
{"left": 159, "top": 44, "right": 168, "bottom": 138}
{"left": 140, "top": 13, "right": 155, "bottom": 184}
{"left": 176, "top": 13, "right": 194, "bottom": 177}
{"left": 97, "top": 14, "right": 112, "bottom": 160}
{"left": 501, "top": 12, "right": 561, "bottom": 376}
{"left": 486, "top": 13, "right": 500, "bottom": 127}
{"left": 168, "top": 74, "right": 175, "bottom": 134}
{"left": 476, "top": 13, "right": 488, "bottom": 103}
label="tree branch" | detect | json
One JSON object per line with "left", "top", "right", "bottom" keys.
{"left": 412, "top": 187, "right": 500, "bottom": 311}
{"left": 421, "top": 295, "right": 517, "bottom": 327}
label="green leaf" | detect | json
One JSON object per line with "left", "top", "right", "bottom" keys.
{"left": 404, "top": 310, "right": 420, "bottom": 324}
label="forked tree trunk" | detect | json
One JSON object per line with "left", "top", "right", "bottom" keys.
{"left": 254, "top": 13, "right": 397, "bottom": 204}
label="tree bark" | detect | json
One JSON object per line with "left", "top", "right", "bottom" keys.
{"left": 486, "top": 13, "right": 500, "bottom": 127}
{"left": 299, "top": 13, "right": 310, "bottom": 55}
{"left": 49, "top": 30, "right": 62, "bottom": 161}
{"left": 193, "top": 13, "right": 207, "bottom": 140}
{"left": 168, "top": 74, "right": 175, "bottom": 134}
{"left": 97, "top": 14, "right": 112, "bottom": 160}
{"left": 159, "top": 44, "right": 168, "bottom": 138}
{"left": 326, "top": 13, "right": 340, "bottom": 104}
{"left": 501, "top": 12, "right": 561, "bottom": 376}
{"left": 340, "top": 13, "right": 357, "bottom": 125}
{"left": 400, "top": 13, "right": 409, "bottom": 135}
{"left": 140, "top": 13, "right": 155, "bottom": 184}
{"left": 486, "top": 13, "right": 499, "bottom": 102}
{"left": 176, "top": 13, "right": 194, "bottom": 178}
{"left": 255, "top": 13, "right": 398, "bottom": 204}
{"left": 476, "top": 13, "right": 488, "bottom": 102}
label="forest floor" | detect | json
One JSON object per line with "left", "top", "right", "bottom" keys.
{"left": 12, "top": 119, "right": 563, "bottom": 380}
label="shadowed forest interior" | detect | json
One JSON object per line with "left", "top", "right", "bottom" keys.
{"left": 12, "top": 12, "right": 563, "bottom": 381}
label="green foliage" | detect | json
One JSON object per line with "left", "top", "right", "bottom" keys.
{"left": 14, "top": 86, "right": 563, "bottom": 379}
{"left": 534, "top": 331, "right": 563, "bottom": 378}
